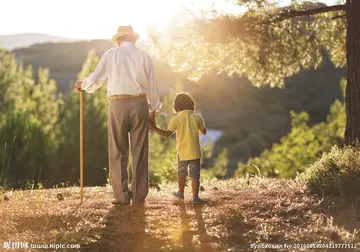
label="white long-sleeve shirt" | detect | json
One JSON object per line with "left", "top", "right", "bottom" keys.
{"left": 81, "top": 42, "right": 162, "bottom": 112}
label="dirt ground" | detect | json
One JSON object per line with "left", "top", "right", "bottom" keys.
{"left": 1, "top": 178, "right": 359, "bottom": 252}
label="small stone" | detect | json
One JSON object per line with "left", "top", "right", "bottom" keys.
{"left": 57, "top": 193, "right": 64, "bottom": 201}
{"left": 213, "top": 187, "right": 219, "bottom": 191}
{"left": 4, "top": 191, "right": 12, "bottom": 201}
{"left": 200, "top": 186, "right": 205, "bottom": 192}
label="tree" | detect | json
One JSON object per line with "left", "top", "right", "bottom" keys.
{"left": 13, "top": 67, "right": 62, "bottom": 147}
{"left": 152, "top": 0, "right": 359, "bottom": 145}
{"left": 0, "top": 49, "right": 20, "bottom": 116}
{"left": 57, "top": 50, "right": 108, "bottom": 186}
{"left": 0, "top": 113, "right": 53, "bottom": 188}
{"left": 0, "top": 49, "right": 62, "bottom": 188}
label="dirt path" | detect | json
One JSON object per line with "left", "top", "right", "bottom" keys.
{"left": 1, "top": 178, "right": 359, "bottom": 251}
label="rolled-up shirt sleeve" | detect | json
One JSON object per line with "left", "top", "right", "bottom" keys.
{"left": 81, "top": 51, "right": 109, "bottom": 93}
{"left": 145, "top": 55, "right": 162, "bottom": 112}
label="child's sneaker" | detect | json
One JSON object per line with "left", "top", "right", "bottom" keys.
{"left": 173, "top": 191, "right": 184, "bottom": 199}
{"left": 192, "top": 197, "right": 203, "bottom": 204}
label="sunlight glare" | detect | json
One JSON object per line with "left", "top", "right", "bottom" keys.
{"left": 0, "top": 0, "right": 246, "bottom": 40}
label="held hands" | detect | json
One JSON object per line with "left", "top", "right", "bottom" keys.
{"left": 149, "top": 111, "right": 157, "bottom": 131}
{"left": 74, "top": 80, "right": 83, "bottom": 92}
{"left": 149, "top": 111, "right": 156, "bottom": 122}
{"left": 149, "top": 119, "right": 157, "bottom": 131}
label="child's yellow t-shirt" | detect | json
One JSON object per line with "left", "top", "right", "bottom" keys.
{"left": 167, "top": 110, "right": 206, "bottom": 161}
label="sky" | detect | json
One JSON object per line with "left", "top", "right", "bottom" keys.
{"left": 0, "top": 0, "right": 340, "bottom": 40}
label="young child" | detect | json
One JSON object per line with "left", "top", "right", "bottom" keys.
{"left": 149, "top": 92, "right": 207, "bottom": 204}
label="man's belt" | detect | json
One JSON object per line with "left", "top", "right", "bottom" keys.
{"left": 108, "top": 93, "right": 147, "bottom": 101}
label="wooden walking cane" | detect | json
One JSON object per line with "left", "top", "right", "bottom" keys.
{"left": 80, "top": 90, "right": 84, "bottom": 204}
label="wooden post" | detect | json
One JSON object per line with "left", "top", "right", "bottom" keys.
{"left": 80, "top": 90, "right": 84, "bottom": 204}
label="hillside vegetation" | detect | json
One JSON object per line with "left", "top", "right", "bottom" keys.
{"left": 10, "top": 41, "right": 345, "bottom": 173}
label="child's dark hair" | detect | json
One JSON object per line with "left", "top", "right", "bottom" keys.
{"left": 173, "top": 92, "right": 195, "bottom": 112}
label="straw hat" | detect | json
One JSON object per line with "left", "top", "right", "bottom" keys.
{"left": 112, "top": 25, "right": 140, "bottom": 44}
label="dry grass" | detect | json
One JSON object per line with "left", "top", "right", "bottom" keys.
{"left": 0, "top": 178, "right": 359, "bottom": 252}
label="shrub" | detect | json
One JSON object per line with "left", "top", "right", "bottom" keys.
{"left": 235, "top": 79, "right": 346, "bottom": 178}
{"left": 298, "top": 145, "right": 360, "bottom": 196}
{"left": 202, "top": 149, "right": 228, "bottom": 180}
{"left": 148, "top": 133, "right": 178, "bottom": 183}
{"left": 0, "top": 114, "right": 54, "bottom": 189}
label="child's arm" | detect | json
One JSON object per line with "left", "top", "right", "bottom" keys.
{"left": 153, "top": 127, "right": 173, "bottom": 138}
{"left": 149, "top": 119, "right": 174, "bottom": 138}
{"left": 197, "top": 115, "right": 207, "bottom": 135}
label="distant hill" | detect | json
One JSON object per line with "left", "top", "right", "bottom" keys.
{"left": 12, "top": 39, "right": 174, "bottom": 93}
{"left": 0, "top": 33, "right": 75, "bottom": 50}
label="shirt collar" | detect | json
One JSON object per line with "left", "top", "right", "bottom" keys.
{"left": 178, "top": 110, "right": 194, "bottom": 115}
{"left": 120, "top": 42, "right": 136, "bottom": 48}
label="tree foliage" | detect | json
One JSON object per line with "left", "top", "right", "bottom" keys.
{"left": 152, "top": 1, "right": 346, "bottom": 87}
{"left": 202, "top": 148, "right": 229, "bottom": 180}
{"left": 0, "top": 50, "right": 61, "bottom": 188}
{"left": 236, "top": 79, "right": 346, "bottom": 178}
{"left": 57, "top": 50, "right": 109, "bottom": 186}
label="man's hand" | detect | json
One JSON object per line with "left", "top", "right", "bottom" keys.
{"left": 74, "top": 80, "right": 83, "bottom": 92}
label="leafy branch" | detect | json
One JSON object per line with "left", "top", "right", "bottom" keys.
{"left": 269, "top": 4, "right": 346, "bottom": 23}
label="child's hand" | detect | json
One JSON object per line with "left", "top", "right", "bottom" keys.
{"left": 149, "top": 119, "right": 157, "bottom": 130}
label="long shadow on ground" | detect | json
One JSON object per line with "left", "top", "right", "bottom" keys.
{"left": 83, "top": 199, "right": 222, "bottom": 252}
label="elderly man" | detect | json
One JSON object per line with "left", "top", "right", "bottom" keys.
{"left": 74, "top": 26, "right": 161, "bottom": 204}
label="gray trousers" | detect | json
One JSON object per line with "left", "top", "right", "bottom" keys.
{"left": 177, "top": 156, "right": 201, "bottom": 179}
{"left": 108, "top": 97, "right": 149, "bottom": 204}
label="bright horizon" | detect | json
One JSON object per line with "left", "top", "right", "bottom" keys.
{"left": 0, "top": 0, "right": 340, "bottom": 41}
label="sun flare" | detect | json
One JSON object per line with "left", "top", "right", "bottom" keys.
{"left": 0, "top": 0, "right": 247, "bottom": 41}
{"left": 107, "top": 0, "right": 182, "bottom": 40}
